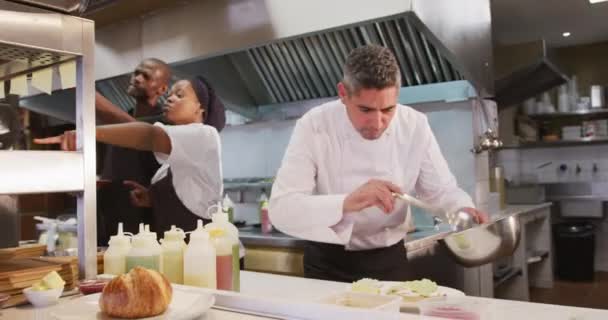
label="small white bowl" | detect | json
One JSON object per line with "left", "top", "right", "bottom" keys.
{"left": 23, "top": 287, "right": 63, "bottom": 307}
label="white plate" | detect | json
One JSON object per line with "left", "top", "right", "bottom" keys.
{"left": 348, "top": 281, "right": 465, "bottom": 311}
{"left": 50, "top": 286, "right": 215, "bottom": 320}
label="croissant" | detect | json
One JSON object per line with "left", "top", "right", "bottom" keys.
{"left": 99, "top": 267, "right": 172, "bottom": 318}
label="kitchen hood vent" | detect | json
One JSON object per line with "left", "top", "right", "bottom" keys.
{"left": 3, "top": 0, "right": 117, "bottom": 15}
{"left": 237, "top": 14, "right": 464, "bottom": 105}
{"left": 494, "top": 40, "right": 569, "bottom": 108}
{"left": 16, "top": 0, "right": 493, "bottom": 122}
{"left": 92, "top": 13, "right": 465, "bottom": 117}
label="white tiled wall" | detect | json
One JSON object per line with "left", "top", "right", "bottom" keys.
{"left": 496, "top": 145, "right": 608, "bottom": 185}
{"left": 220, "top": 119, "right": 296, "bottom": 179}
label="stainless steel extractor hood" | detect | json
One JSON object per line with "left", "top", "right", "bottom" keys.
{"left": 17, "top": 0, "right": 493, "bottom": 122}
{"left": 4, "top": 0, "right": 117, "bottom": 15}
{"left": 493, "top": 40, "right": 569, "bottom": 108}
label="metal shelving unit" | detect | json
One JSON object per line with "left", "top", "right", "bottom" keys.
{"left": 0, "top": 1, "right": 96, "bottom": 279}
{"left": 529, "top": 108, "right": 608, "bottom": 120}
{"left": 501, "top": 137, "right": 608, "bottom": 149}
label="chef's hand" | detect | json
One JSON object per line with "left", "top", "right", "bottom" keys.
{"left": 34, "top": 130, "right": 77, "bottom": 151}
{"left": 343, "top": 179, "right": 402, "bottom": 214}
{"left": 459, "top": 207, "right": 490, "bottom": 224}
{"left": 124, "top": 180, "right": 152, "bottom": 208}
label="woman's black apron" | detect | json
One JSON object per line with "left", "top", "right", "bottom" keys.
{"left": 149, "top": 169, "right": 209, "bottom": 233}
{"left": 304, "top": 240, "right": 411, "bottom": 282}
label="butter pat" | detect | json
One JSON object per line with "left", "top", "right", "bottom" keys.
{"left": 31, "top": 281, "right": 48, "bottom": 291}
{"left": 41, "top": 271, "right": 65, "bottom": 289}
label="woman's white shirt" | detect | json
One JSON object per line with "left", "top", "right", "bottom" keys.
{"left": 151, "top": 122, "right": 223, "bottom": 219}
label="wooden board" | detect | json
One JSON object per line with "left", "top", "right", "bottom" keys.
{"left": 0, "top": 244, "right": 46, "bottom": 260}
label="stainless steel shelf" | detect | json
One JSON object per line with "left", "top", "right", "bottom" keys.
{"left": 528, "top": 108, "right": 608, "bottom": 120}
{"left": 0, "top": 151, "right": 84, "bottom": 194}
{"left": 0, "top": 1, "right": 97, "bottom": 279}
{"left": 224, "top": 182, "right": 273, "bottom": 191}
{"left": 501, "top": 137, "right": 608, "bottom": 149}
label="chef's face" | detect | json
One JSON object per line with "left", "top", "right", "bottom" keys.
{"left": 338, "top": 82, "right": 398, "bottom": 140}
{"left": 163, "top": 80, "right": 204, "bottom": 125}
{"left": 127, "top": 60, "right": 169, "bottom": 100}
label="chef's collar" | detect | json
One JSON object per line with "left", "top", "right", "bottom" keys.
{"left": 340, "top": 101, "right": 398, "bottom": 140}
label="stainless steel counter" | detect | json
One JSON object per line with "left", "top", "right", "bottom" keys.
{"left": 239, "top": 203, "right": 554, "bottom": 252}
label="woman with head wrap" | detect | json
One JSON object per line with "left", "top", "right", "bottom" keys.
{"left": 36, "top": 76, "right": 226, "bottom": 232}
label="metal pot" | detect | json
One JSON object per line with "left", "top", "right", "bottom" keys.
{"left": 441, "top": 214, "right": 521, "bottom": 267}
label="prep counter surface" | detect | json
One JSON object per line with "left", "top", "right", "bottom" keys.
{"left": 4, "top": 269, "right": 607, "bottom": 320}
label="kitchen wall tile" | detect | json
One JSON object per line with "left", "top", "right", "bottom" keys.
{"left": 496, "top": 149, "right": 519, "bottom": 162}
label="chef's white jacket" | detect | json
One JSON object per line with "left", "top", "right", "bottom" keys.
{"left": 269, "top": 99, "right": 474, "bottom": 250}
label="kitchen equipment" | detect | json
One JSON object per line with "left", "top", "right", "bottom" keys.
{"left": 523, "top": 98, "right": 537, "bottom": 115}
{"left": 441, "top": 214, "right": 521, "bottom": 267}
{"left": 554, "top": 222, "right": 595, "bottom": 281}
{"left": 205, "top": 210, "right": 241, "bottom": 291}
{"left": 77, "top": 279, "right": 108, "bottom": 295}
{"left": 578, "top": 96, "right": 591, "bottom": 111}
{"left": 562, "top": 126, "right": 582, "bottom": 140}
{"left": 50, "top": 287, "right": 215, "bottom": 320}
{"left": 557, "top": 84, "right": 569, "bottom": 112}
{"left": 0, "top": 257, "right": 78, "bottom": 308}
{"left": 559, "top": 199, "right": 604, "bottom": 218}
{"left": 184, "top": 220, "right": 216, "bottom": 289}
{"left": 317, "top": 291, "right": 401, "bottom": 313}
{"left": 223, "top": 194, "right": 235, "bottom": 223}
{"left": 582, "top": 121, "right": 596, "bottom": 138}
{"left": 35, "top": 215, "right": 78, "bottom": 255}
{"left": 103, "top": 223, "right": 131, "bottom": 276}
{"left": 490, "top": 167, "right": 506, "bottom": 210}
{"left": 394, "top": 193, "right": 521, "bottom": 267}
{"left": 392, "top": 193, "right": 475, "bottom": 232}
{"left": 160, "top": 225, "right": 187, "bottom": 284}
{"left": 125, "top": 225, "right": 161, "bottom": 272}
{"left": 590, "top": 85, "right": 605, "bottom": 108}
{"left": 418, "top": 296, "right": 488, "bottom": 319}
{"left": 346, "top": 281, "right": 465, "bottom": 312}
{"left": 208, "top": 228, "right": 234, "bottom": 291}
{"left": 22, "top": 286, "right": 63, "bottom": 307}
{"left": 568, "top": 76, "right": 579, "bottom": 110}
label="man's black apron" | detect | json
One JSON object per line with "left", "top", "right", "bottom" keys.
{"left": 97, "top": 113, "right": 163, "bottom": 245}
{"left": 303, "top": 240, "right": 411, "bottom": 282}
{"left": 98, "top": 146, "right": 160, "bottom": 245}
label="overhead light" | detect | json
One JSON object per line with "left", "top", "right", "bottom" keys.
{"left": 562, "top": 32, "right": 571, "bottom": 37}
{"left": 590, "top": 0, "right": 608, "bottom": 3}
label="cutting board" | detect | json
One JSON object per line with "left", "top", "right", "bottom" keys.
{"left": 0, "top": 258, "right": 78, "bottom": 308}
{"left": 0, "top": 244, "right": 46, "bottom": 260}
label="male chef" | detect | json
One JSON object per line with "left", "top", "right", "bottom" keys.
{"left": 269, "top": 44, "right": 488, "bottom": 282}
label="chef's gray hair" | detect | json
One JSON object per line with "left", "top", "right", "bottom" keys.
{"left": 341, "top": 45, "right": 401, "bottom": 96}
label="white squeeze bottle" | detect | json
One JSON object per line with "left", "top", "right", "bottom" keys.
{"left": 160, "top": 225, "right": 186, "bottom": 284}
{"left": 125, "top": 224, "right": 161, "bottom": 272}
{"left": 144, "top": 224, "right": 163, "bottom": 271}
{"left": 184, "top": 220, "right": 216, "bottom": 289}
{"left": 205, "top": 211, "right": 241, "bottom": 291}
{"left": 222, "top": 194, "right": 235, "bottom": 223}
{"left": 103, "top": 222, "right": 131, "bottom": 275}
